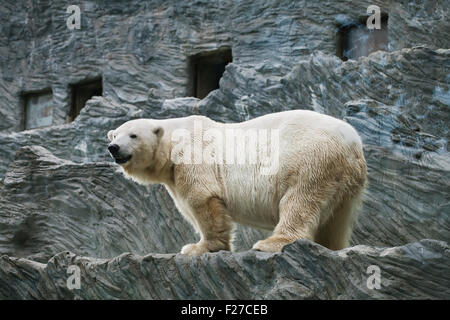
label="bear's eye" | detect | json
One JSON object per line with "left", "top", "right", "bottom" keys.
{"left": 130, "top": 134, "right": 137, "bottom": 139}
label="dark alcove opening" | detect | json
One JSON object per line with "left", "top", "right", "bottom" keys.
{"left": 337, "top": 14, "right": 388, "bottom": 61}
{"left": 188, "top": 48, "right": 232, "bottom": 99}
{"left": 69, "top": 78, "right": 103, "bottom": 122}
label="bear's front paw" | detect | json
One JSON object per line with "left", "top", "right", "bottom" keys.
{"left": 180, "top": 242, "right": 209, "bottom": 256}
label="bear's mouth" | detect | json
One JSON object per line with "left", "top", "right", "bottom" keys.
{"left": 114, "top": 154, "right": 132, "bottom": 164}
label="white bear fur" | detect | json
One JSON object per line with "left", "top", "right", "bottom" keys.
{"left": 108, "top": 110, "right": 367, "bottom": 255}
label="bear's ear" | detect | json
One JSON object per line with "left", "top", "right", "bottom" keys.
{"left": 107, "top": 130, "right": 115, "bottom": 142}
{"left": 153, "top": 127, "right": 164, "bottom": 139}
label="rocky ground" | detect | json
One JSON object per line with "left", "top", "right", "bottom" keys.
{"left": 1, "top": 239, "right": 448, "bottom": 299}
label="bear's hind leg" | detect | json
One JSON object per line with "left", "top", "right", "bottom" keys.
{"left": 315, "top": 190, "right": 363, "bottom": 250}
{"left": 181, "top": 197, "right": 233, "bottom": 256}
{"left": 252, "top": 187, "right": 322, "bottom": 252}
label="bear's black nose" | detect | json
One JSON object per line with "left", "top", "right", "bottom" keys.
{"left": 108, "top": 144, "right": 120, "bottom": 155}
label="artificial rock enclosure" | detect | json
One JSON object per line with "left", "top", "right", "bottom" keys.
{"left": 0, "top": 0, "right": 449, "bottom": 299}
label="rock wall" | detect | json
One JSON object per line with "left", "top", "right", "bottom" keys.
{"left": 1, "top": 1, "right": 448, "bottom": 132}
{"left": 0, "top": 0, "right": 449, "bottom": 299}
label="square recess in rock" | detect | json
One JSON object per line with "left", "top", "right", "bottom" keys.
{"left": 337, "top": 15, "right": 388, "bottom": 61}
{"left": 188, "top": 48, "right": 232, "bottom": 99}
{"left": 22, "top": 89, "right": 54, "bottom": 130}
{"left": 69, "top": 78, "right": 103, "bottom": 122}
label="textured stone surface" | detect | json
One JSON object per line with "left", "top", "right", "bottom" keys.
{"left": 0, "top": 0, "right": 449, "bottom": 299}
{"left": 1, "top": 0, "right": 449, "bottom": 133}
{"left": 0, "top": 97, "right": 144, "bottom": 177}
{"left": 0, "top": 239, "right": 448, "bottom": 299}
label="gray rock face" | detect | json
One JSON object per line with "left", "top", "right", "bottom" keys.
{"left": 1, "top": 1, "right": 449, "bottom": 133}
{"left": 0, "top": 0, "right": 449, "bottom": 299}
{"left": 0, "top": 97, "right": 144, "bottom": 178}
{"left": 1, "top": 239, "right": 448, "bottom": 299}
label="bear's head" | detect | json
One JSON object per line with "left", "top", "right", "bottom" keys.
{"left": 107, "top": 119, "right": 164, "bottom": 180}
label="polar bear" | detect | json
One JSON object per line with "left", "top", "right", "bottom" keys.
{"left": 107, "top": 110, "right": 367, "bottom": 255}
